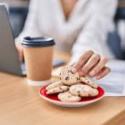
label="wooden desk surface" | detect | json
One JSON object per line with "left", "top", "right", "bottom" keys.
{"left": 0, "top": 51, "right": 125, "bottom": 125}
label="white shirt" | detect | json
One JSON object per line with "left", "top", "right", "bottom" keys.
{"left": 16, "top": 0, "right": 117, "bottom": 63}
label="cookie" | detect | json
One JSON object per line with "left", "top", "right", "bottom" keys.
{"left": 59, "top": 66, "right": 80, "bottom": 85}
{"left": 46, "top": 81, "right": 63, "bottom": 91}
{"left": 89, "top": 88, "right": 99, "bottom": 96}
{"left": 80, "top": 77, "right": 98, "bottom": 89}
{"left": 58, "top": 91, "right": 81, "bottom": 102}
{"left": 69, "top": 84, "right": 98, "bottom": 97}
{"left": 46, "top": 85, "right": 69, "bottom": 95}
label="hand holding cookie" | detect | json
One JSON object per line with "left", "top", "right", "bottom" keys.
{"left": 72, "top": 50, "right": 110, "bottom": 80}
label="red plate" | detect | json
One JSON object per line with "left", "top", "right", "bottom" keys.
{"left": 40, "top": 86, "right": 105, "bottom": 107}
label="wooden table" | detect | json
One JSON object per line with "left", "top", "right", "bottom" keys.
{"left": 0, "top": 51, "right": 125, "bottom": 125}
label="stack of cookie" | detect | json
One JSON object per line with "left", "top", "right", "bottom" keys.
{"left": 46, "top": 66, "right": 99, "bottom": 102}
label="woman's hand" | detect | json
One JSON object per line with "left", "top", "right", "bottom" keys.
{"left": 73, "top": 50, "right": 110, "bottom": 80}
{"left": 15, "top": 42, "right": 24, "bottom": 62}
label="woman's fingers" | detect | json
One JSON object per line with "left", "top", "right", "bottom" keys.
{"left": 72, "top": 50, "right": 110, "bottom": 79}
{"left": 95, "top": 67, "right": 110, "bottom": 80}
{"left": 81, "top": 54, "right": 100, "bottom": 75}
{"left": 78, "top": 69, "right": 85, "bottom": 76}
{"left": 74, "top": 50, "right": 94, "bottom": 72}
{"left": 89, "top": 57, "right": 108, "bottom": 77}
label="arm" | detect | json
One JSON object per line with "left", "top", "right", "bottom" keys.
{"left": 70, "top": 0, "right": 117, "bottom": 64}
{"left": 15, "top": 0, "right": 41, "bottom": 61}
{"left": 15, "top": 0, "right": 41, "bottom": 43}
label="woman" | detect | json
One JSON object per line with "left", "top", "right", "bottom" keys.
{"left": 16, "top": 0, "right": 117, "bottom": 79}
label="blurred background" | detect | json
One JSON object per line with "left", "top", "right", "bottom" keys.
{"left": 0, "top": 0, "right": 125, "bottom": 59}
{"left": 0, "top": 0, "right": 29, "bottom": 38}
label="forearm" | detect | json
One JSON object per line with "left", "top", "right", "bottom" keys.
{"left": 70, "top": 0, "right": 117, "bottom": 64}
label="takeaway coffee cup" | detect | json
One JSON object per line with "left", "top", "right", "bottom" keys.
{"left": 22, "top": 37, "right": 55, "bottom": 86}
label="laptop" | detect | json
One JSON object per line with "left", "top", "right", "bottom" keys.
{"left": 0, "top": 4, "right": 65, "bottom": 76}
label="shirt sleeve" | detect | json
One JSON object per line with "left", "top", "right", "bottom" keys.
{"left": 70, "top": 0, "right": 117, "bottom": 64}
{"left": 15, "top": 0, "right": 41, "bottom": 43}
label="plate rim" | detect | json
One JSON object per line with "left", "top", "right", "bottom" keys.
{"left": 39, "top": 86, "right": 105, "bottom": 106}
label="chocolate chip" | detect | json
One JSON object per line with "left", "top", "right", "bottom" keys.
{"left": 77, "top": 91, "right": 81, "bottom": 96}
{"left": 65, "top": 76, "right": 69, "bottom": 80}
{"left": 77, "top": 77, "right": 80, "bottom": 80}
{"left": 69, "top": 70, "right": 73, "bottom": 74}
